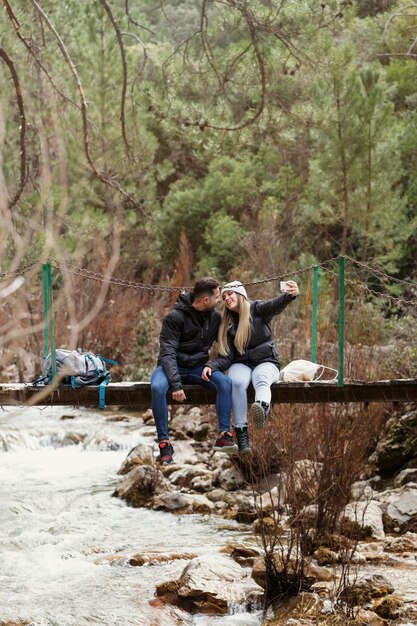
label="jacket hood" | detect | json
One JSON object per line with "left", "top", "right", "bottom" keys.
{"left": 173, "top": 292, "right": 195, "bottom": 312}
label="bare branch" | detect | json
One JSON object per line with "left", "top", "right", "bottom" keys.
{"left": 2, "top": 0, "right": 81, "bottom": 110}
{"left": 98, "top": 0, "right": 133, "bottom": 159}
{"left": 29, "top": 0, "right": 149, "bottom": 217}
{"left": 0, "top": 46, "right": 27, "bottom": 208}
{"left": 124, "top": 0, "right": 156, "bottom": 35}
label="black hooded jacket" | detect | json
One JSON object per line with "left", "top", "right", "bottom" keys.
{"left": 157, "top": 292, "right": 221, "bottom": 390}
{"left": 207, "top": 292, "right": 296, "bottom": 372}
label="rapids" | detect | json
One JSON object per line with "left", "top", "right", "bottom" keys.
{"left": 0, "top": 406, "right": 261, "bottom": 626}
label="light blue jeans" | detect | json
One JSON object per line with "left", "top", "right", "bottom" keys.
{"left": 228, "top": 362, "right": 280, "bottom": 427}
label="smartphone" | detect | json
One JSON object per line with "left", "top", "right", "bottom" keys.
{"left": 280, "top": 281, "right": 288, "bottom": 293}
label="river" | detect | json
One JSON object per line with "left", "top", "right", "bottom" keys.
{"left": 0, "top": 406, "right": 262, "bottom": 626}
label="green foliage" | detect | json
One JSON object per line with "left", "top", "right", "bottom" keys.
{"left": 387, "top": 315, "right": 417, "bottom": 378}
{"left": 197, "top": 212, "right": 244, "bottom": 277}
{"left": 1, "top": 0, "right": 417, "bottom": 366}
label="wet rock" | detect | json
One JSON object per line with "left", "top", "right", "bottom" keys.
{"left": 129, "top": 551, "right": 197, "bottom": 566}
{"left": 169, "top": 407, "right": 208, "bottom": 440}
{"left": 297, "top": 504, "right": 318, "bottom": 527}
{"left": 280, "top": 591, "right": 322, "bottom": 617}
{"left": 304, "top": 561, "right": 335, "bottom": 582}
{"left": 393, "top": 467, "right": 417, "bottom": 487}
{"left": 156, "top": 554, "right": 262, "bottom": 614}
{"left": 257, "top": 486, "right": 281, "bottom": 513}
{"left": 117, "top": 444, "right": 155, "bottom": 474}
{"left": 372, "top": 595, "right": 402, "bottom": 619}
{"left": 313, "top": 547, "right": 339, "bottom": 566}
{"left": 216, "top": 467, "right": 245, "bottom": 491}
{"left": 206, "top": 488, "right": 228, "bottom": 502}
{"left": 384, "top": 531, "right": 417, "bottom": 553}
{"left": 60, "top": 414, "right": 77, "bottom": 420}
{"left": 152, "top": 492, "right": 214, "bottom": 514}
{"left": 220, "top": 543, "right": 261, "bottom": 567}
{"left": 252, "top": 516, "right": 280, "bottom": 535}
{"left": 152, "top": 492, "right": 192, "bottom": 512}
{"left": 340, "top": 573, "right": 394, "bottom": 606}
{"left": 310, "top": 580, "right": 334, "bottom": 596}
{"left": 0, "top": 621, "right": 34, "bottom": 626}
{"left": 83, "top": 434, "right": 121, "bottom": 451}
{"left": 106, "top": 414, "right": 132, "bottom": 422}
{"left": 141, "top": 408, "right": 153, "bottom": 422}
{"left": 194, "top": 423, "right": 210, "bottom": 441}
{"left": 290, "top": 460, "right": 323, "bottom": 503}
{"left": 168, "top": 465, "right": 212, "bottom": 488}
{"left": 356, "top": 608, "right": 385, "bottom": 626}
{"left": 62, "top": 432, "right": 86, "bottom": 445}
{"left": 341, "top": 500, "right": 385, "bottom": 540}
{"left": 399, "top": 512, "right": 417, "bottom": 533}
{"left": 169, "top": 440, "right": 199, "bottom": 465}
{"left": 94, "top": 555, "right": 130, "bottom": 566}
{"left": 251, "top": 555, "right": 316, "bottom": 590}
{"left": 190, "top": 474, "right": 213, "bottom": 492}
{"left": 113, "top": 464, "right": 167, "bottom": 507}
{"left": 369, "top": 409, "right": 417, "bottom": 473}
{"left": 374, "top": 482, "right": 417, "bottom": 524}
{"left": 355, "top": 541, "right": 388, "bottom": 563}
{"left": 350, "top": 480, "right": 374, "bottom": 500}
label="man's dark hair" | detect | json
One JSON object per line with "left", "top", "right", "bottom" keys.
{"left": 192, "top": 277, "right": 219, "bottom": 300}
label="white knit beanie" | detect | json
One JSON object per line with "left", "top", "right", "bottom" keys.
{"left": 221, "top": 281, "right": 248, "bottom": 300}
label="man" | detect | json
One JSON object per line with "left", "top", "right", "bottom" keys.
{"left": 151, "top": 277, "right": 237, "bottom": 464}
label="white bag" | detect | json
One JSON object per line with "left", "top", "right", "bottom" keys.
{"left": 279, "top": 359, "right": 338, "bottom": 383}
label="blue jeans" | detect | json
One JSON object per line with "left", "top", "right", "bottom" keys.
{"left": 151, "top": 365, "right": 232, "bottom": 441}
{"left": 227, "top": 362, "right": 280, "bottom": 427}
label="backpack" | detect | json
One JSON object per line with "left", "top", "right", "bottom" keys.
{"left": 34, "top": 349, "right": 117, "bottom": 409}
{"left": 279, "top": 359, "right": 338, "bottom": 383}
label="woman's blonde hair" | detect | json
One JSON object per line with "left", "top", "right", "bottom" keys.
{"left": 218, "top": 293, "right": 251, "bottom": 355}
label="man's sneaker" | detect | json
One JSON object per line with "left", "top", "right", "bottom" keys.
{"left": 158, "top": 441, "right": 175, "bottom": 465}
{"left": 251, "top": 401, "right": 269, "bottom": 429}
{"left": 213, "top": 431, "right": 238, "bottom": 454}
{"left": 235, "top": 426, "right": 251, "bottom": 455}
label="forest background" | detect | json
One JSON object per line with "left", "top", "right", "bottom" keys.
{"left": 0, "top": 0, "right": 416, "bottom": 383}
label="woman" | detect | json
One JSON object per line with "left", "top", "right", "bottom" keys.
{"left": 202, "top": 280, "right": 299, "bottom": 454}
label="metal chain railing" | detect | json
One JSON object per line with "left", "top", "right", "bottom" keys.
{"left": 342, "top": 255, "right": 417, "bottom": 289}
{"left": 243, "top": 256, "right": 341, "bottom": 286}
{"left": 46, "top": 258, "right": 183, "bottom": 293}
{"left": 321, "top": 267, "right": 417, "bottom": 307}
{"left": 0, "top": 260, "right": 41, "bottom": 279}
{"left": 1, "top": 254, "right": 416, "bottom": 305}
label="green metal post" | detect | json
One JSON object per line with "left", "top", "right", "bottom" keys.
{"left": 337, "top": 257, "right": 345, "bottom": 387}
{"left": 311, "top": 266, "right": 318, "bottom": 363}
{"left": 42, "top": 262, "right": 57, "bottom": 379}
{"left": 42, "top": 264, "right": 49, "bottom": 359}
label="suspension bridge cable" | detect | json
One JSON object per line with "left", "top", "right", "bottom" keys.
{"left": 0, "top": 255, "right": 416, "bottom": 306}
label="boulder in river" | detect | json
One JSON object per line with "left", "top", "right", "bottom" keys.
{"left": 113, "top": 464, "right": 168, "bottom": 507}
{"left": 117, "top": 443, "right": 155, "bottom": 474}
{"left": 156, "top": 553, "right": 263, "bottom": 614}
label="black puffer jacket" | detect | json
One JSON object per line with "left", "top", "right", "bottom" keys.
{"left": 207, "top": 292, "right": 295, "bottom": 372}
{"left": 157, "top": 293, "right": 221, "bottom": 390}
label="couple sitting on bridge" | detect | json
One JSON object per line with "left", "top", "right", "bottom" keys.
{"left": 151, "top": 277, "right": 299, "bottom": 464}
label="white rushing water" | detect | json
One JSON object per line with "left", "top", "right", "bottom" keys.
{"left": 0, "top": 406, "right": 262, "bottom": 626}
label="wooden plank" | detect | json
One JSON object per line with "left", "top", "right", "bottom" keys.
{"left": 0, "top": 380, "right": 416, "bottom": 407}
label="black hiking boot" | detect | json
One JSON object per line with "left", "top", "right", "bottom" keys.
{"left": 158, "top": 441, "right": 175, "bottom": 465}
{"left": 213, "top": 431, "right": 238, "bottom": 454}
{"left": 251, "top": 401, "right": 270, "bottom": 429}
{"left": 235, "top": 426, "right": 251, "bottom": 455}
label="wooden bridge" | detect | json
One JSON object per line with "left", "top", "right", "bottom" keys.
{"left": 1, "top": 379, "right": 416, "bottom": 408}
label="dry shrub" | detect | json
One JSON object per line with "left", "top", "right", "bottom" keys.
{"left": 275, "top": 401, "right": 386, "bottom": 546}
{"left": 242, "top": 399, "right": 389, "bottom": 612}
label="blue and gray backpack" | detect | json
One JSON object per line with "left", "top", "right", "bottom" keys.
{"left": 34, "top": 349, "right": 117, "bottom": 409}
